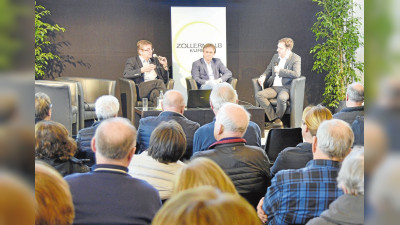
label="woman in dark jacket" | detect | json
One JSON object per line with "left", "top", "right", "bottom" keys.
{"left": 35, "top": 120, "right": 89, "bottom": 176}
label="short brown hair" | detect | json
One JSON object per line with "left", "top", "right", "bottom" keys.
{"left": 137, "top": 40, "right": 152, "bottom": 53}
{"left": 35, "top": 92, "right": 51, "bottom": 119}
{"left": 279, "top": 37, "right": 294, "bottom": 51}
{"left": 203, "top": 43, "right": 216, "bottom": 53}
{"left": 35, "top": 162, "right": 74, "bottom": 225}
{"left": 35, "top": 120, "right": 77, "bottom": 161}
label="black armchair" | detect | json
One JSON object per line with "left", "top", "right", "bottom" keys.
{"left": 264, "top": 127, "right": 303, "bottom": 164}
{"left": 251, "top": 76, "right": 306, "bottom": 128}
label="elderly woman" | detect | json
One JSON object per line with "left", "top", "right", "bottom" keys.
{"left": 270, "top": 105, "right": 332, "bottom": 176}
{"left": 35, "top": 120, "right": 89, "bottom": 176}
{"left": 307, "top": 146, "right": 364, "bottom": 225}
{"left": 35, "top": 92, "right": 52, "bottom": 124}
{"left": 128, "top": 120, "right": 186, "bottom": 200}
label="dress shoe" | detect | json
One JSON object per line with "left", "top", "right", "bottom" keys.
{"left": 271, "top": 119, "right": 283, "bottom": 128}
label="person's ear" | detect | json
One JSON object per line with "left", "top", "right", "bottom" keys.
{"left": 127, "top": 146, "right": 136, "bottom": 161}
{"left": 91, "top": 137, "right": 96, "bottom": 153}
{"left": 312, "top": 136, "right": 317, "bottom": 154}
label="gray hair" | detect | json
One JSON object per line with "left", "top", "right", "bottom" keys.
{"left": 216, "top": 103, "right": 250, "bottom": 134}
{"left": 35, "top": 92, "right": 51, "bottom": 119}
{"left": 94, "top": 117, "right": 136, "bottom": 159}
{"left": 210, "top": 83, "right": 238, "bottom": 111}
{"left": 346, "top": 82, "right": 364, "bottom": 102}
{"left": 163, "top": 90, "right": 185, "bottom": 108}
{"left": 95, "top": 95, "right": 119, "bottom": 120}
{"left": 316, "top": 119, "right": 354, "bottom": 159}
{"left": 337, "top": 146, "right": 364, "bottom": 195}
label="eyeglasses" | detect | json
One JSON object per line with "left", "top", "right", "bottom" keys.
{"left": 142, "top": 48, "right": 154, "bottom": 52}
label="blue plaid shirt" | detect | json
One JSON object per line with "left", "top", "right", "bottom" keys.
{"left": 262, "top": 159, "right": 343, "bottom": 225}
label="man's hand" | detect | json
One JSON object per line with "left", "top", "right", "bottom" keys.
{"left": 258, "top": 75, "right": 266, "bottom": 87}
{"left": 257, "top": 197, "right": 268, "bottom": 224}
{"left": 157, "top": 56, "right": 168, "bottom": 67}
{"left": 141, "top": 64, "right": 156, "bottom": 73}
{"left": 274, "top": 66, "right": 280, "bottom": 73}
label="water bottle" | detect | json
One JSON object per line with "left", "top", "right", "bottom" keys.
{"left": 157, "top": 90, "right": 164, "bottom": 110}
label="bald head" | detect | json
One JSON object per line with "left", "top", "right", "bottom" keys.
{"left": 346, "top": 82, "right": 364, "bottom": 106}
{"left": 214, "top": 103, "right": 250, "bottom": 140}
{"left": 210, "top": 83, "right": 238, "bottom": 112}
{"left": 94, "top": 117, "right": 136, "bottom": 160}
{"left": 162, "top": 90, "right": 185, "bottom": 114}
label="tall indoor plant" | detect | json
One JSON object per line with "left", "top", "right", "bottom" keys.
{"left": 310, "top": 0, "right": 364, "bottom": 108}
{"left": 35, "top": 1, "right": 65, "bottom": 79}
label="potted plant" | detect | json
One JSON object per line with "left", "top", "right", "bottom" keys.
{"left": 310, "top": 0, "right": 364, "bottom": 108}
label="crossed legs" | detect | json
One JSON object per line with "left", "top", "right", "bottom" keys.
{"left": 255, "top": 86, "right": 289, "bottom": 121}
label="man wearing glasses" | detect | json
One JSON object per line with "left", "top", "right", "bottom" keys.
{"left": 123, "top": 40, "right": 169, "bottom": 106}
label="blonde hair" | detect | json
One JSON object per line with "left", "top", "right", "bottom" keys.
{"left": 35, "top": 162, "right": 74, "bottom": 225}
{"left": 152, "top": 186, "right": 261, "bottom": 225}
{"left": 304, "top": 104, "right": 332, "bottom": 136}
{"left": 137, "top": 40, "right": 152, "bottom": 53}
{"left": 173, "top": 158, "right": 237, "bottom": 195}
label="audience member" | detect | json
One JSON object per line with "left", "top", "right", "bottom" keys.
{"left": 270, "top": 105, "right": 332, "bottom": 176}
{"left": 64, "top": 117, "right": 161, "bottom": 225}
{"left": 35, "top": 92, "right": 52, "bottom": 124}
{"left": 191, "top": 43, "right": 232, "bottom": 90}
{"left": 352, "top": 115, "right": 364, "bottom": 146}
{"left": 258, "top": 119, "right": 354, "bottom": 224}
{"left": 35, "top": 120, "right": 89, "bottom": 176}
{"left": 193, "top": 82, "right": 261, "bottom": 154}
{"left": 128, "top": 120, "right": 186, "bottom": 200}
{"left": 75, "top": 95, "right": 119, "bottom": 167}
{"left": 256, "top": 37, "right": 301, "bottom": 128}
{"left": 137, "top": 90, "right": 199, "bottom": 160}
{"left": 123, "top": 40, "right": 168, "bottom": 106}
{"left": 333, "top": 82, "right": 364, "bottom": 124}
{"left": 307, "top": 146, "right": 364, "bottom": 225}
{"left": 35, "top": 161, "right": 74, "bottom": 225}
{"left": 152, "top": 186, "right": 261, "bottom": 225}
{"left": 173, "top": 157, "right": 237, "bottom": 195}
{"left": 192, "top": 103, "right": 270, "bottom": 208}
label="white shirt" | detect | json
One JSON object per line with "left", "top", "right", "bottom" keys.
{"left": 273, "top": 51, "right": 291, "bottom": 87}
{"left": 205, "top": 59, "right": 215, "bottom": 81}
{"left": 140, "top": 56, "right": 157, "bottom": 82}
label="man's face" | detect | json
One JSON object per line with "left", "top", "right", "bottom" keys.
{"left": 203, "top": 47, "right": 216, "bottom": 63}
{"left": 277, "top": 42, "right": 289, "bottom": 58}
{"left": 139, "top": 44, "right": 153, "bottom": 60}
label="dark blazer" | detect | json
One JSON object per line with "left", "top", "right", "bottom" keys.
{"left": 191, "top": 58, "right": 232, "bottom": 87}
{"left": 270, "top": 142, "right": 313, "bottom": 176}
{"left": 75, "top": 121, "right": 102, "bottom": 167}
{"left": 262, "top": 52, "right": 301, "bottom": 89}
{"left": 136, "top": 111, "right": 200, "bottom": 160}
{"left": 123, "top": 56, "right": 169, "bottom": 85}
{"left": 333, "top": 106, "right": 364, "bottom": 125}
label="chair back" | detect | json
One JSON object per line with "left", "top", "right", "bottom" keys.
{"left": 227, "top": 77, "right": 238, "bottom": 90}
{"left": 119, "top": 78, "right": 137, "bottom": 122}
{"left": 166, "top": 79, "right": 174, "bottom": 90}
{"left": 251, "top": 78, "right": 262, "bottom": 107}
{"left": 185, "top": 77, "right": 199, "bottom": 91}
{"left": 265, "top": 128, "right": 303, "bottom": 163}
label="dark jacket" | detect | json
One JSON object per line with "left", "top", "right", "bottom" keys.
{"left": 333, "top": 106, "right": 364, "bottom": 125}
{"left": 75, "top": 121, "right": 102, "bottom": 167}
{"left": 192, "top": 137, "right": 271, "bottom": 207}
{"left": 123, "top": 56, "right": 169, "bottom": 85}
{"left": 40, "top": 157, "right": 90, "bottom": 177}
{"left": 262, "top": 53, "right": 301, "bottom": 89}
{"left": 270, "top": 142, "right": 313, "bottom": 176}
{"left": 137, "top": 111, "right": 200, "bottom": 160}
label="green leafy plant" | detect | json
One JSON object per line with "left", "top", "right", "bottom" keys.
{"left": 35, "top": 1, "right": 65, "bottom": 79}
{"left": 310, "top": 0, "right": 364, "bottom": 108}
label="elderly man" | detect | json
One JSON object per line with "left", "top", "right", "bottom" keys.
{"left": 192, "top": 103, "right": 270, "bottom": 208}
{"left": 256, "top": 37, "right": 301, "bottom": 128}
{"left": 35, "top": 92, "right": 52, "bottom": 124}
{"left": 136, "top": 90, "right": 200, "bottom": 160}
{"left": 193, "top": 83, "right": 261, "bottom": 154}
{"left": 75, "top": 95, "right": 119, "bottom": 167}
{"left": 123, "top": 40, "right": 169, "bottom": 106}
{"left": 191, "top": 43, "right": 232, "bottom": 89}
{"left": 333, "top": 82, "right": 364, "bottom": 124}
{"left": 257, "top": 119, "right": 354, "bottom": 225}
{"left": 64, "top": 118, "right": 161, "bottom": 225}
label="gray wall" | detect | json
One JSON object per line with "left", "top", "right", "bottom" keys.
{"left": 38, "top": 0, "right": 323, "bottom": 106}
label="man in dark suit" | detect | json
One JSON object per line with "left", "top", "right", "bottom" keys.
{"left": 256, "top": 37, "right": 301, "bottom": 128}
{"left": 136, "top": 90, "right": 200, "bottom": 160}
{"left": 191, "top": 43, "right": 232, "bottom": 89}
{"left": 123, "top": 40, "right": 169, "bottom": 106}
{"left": 333, "top": 82, "right": 364, "bottom": 125}
{"left": 64, "top": 117, "right": 161, "bottom": 225}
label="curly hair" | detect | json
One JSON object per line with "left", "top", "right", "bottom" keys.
{"left": 35, "top": 121, "right": 77, "bottom": 161}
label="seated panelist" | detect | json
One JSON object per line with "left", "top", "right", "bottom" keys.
{"left": 191, "top": 43, "right": 232, "bottom": 90}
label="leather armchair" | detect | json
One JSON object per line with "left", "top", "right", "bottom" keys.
{"left": 251, "top": 76, "right": 306, "bottom": 128}
{"left": 185, "top": 77, "right": 238, "bottom": 91}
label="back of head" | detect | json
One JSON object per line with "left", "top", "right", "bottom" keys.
{"left": 35, "top": 161, "right": 74, "bottom": 225}
{"left": 304, "top": 104, "right": 333, "bottom": 136}
{"left": 337, "top": 146, "right": 364, "bottom": 196}
{"left": 35, "top": 120, "right": 77, "bottom": 161}
{"left": 163, "top": 90, "right": 185, "bottom": 111}
{"left": 316, "top": 119, "right": 354, "bottom": 160}
{"left": 95, "top": 95, "right": 119, "bottom": 120}
{"left": 147, "top": 120, "right": 187, "bottom": 164}
{"left": 210, "top": 83, "right": 238, "bottom": 111}
{"left": 279, "top": 37, "right": 294, "bottom": 50}
{"left": 215, "top": 102, "right": 249, "bottom": 135}
{"left": 347, "top": 82, "right": 364, "bottom": 103}
{"left": 153, "top": 186, "right": 260, "bottom": 225}
{"left": 173, "top": 157, "right": 237, "bottom": 195}
{"left": 94, "top": 117, "right": 136, "bottom": 159}
{"left": 35, "top": 92, "right": 51, "bottom": 120}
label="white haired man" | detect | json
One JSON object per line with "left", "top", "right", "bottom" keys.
{"left": 75, "top": 95, "right": 119, "bottom": 167}
{"left": 333, "top": 82, "right": 364, "bottom": 124}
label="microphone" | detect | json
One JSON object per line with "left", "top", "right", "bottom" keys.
{"left": 152, "top": 54, "right": 158, "bottom": 59}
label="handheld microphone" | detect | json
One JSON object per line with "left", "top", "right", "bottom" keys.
{"left": 152, "top": 54, "right": 158, "bottom": 59}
